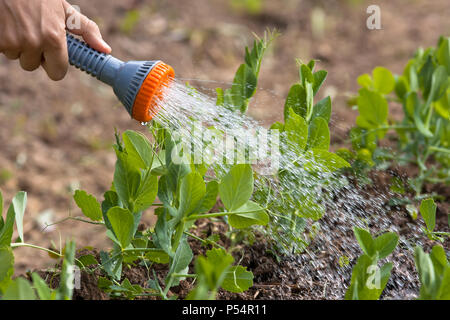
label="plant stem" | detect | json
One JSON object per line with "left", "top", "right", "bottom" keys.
{"left": 43, "top": 216, "right": 104, "bottom": 232}
{"left": 186, "top": 208, "right": 266, "bottom": 221}
{"left": 171, "top": 273, "right": 197, "bottom": 278}
{"left": 428, "top": 146, "right": 450, "bottom": 154}
{"left": 11, "top": 243, "right": 63, "bottom": 258}
{"left": 123, "top": 248, "right": 166, "bottom": 254}
{"left": 184, "top": 231, "right": 226, "bottom": 250}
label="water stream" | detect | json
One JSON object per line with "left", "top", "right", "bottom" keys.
{"left": 149, "top": 79, "right": 429, "bottom": 299}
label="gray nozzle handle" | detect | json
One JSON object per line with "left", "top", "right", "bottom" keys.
{"left": 66, "top": 34, "right": 123, "bottom": 87}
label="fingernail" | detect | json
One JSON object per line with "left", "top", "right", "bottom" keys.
{"left": 101, "top": 39, "right": 112, "bottom": 53}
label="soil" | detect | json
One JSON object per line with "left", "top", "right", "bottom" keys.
{"left": 1, "top": 0, "right": 449, "bottom": 300}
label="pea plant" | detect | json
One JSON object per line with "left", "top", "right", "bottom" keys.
{"left": 414, "top": 244, "right": 450, "bottom": 300}
{"left": 346, "top": 36, "right": 449, "bottom": 196}
{"left": 0, "top": 191, "right": 76, "bottom": 300}
{"left": 253, "top": 59, "right": 350, "bottom": 253}
{"left": 72, "top": 130, "right": 263, "bottom": 299}
{"left": 345, "top": 227, "right": 399, "bottom": 300}
{"left": 418, "top": 198, "right": 449, "bottom": 242}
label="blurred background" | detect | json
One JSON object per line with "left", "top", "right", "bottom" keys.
{"left": 0, "top": 0, "right": 449, "bottom": 273}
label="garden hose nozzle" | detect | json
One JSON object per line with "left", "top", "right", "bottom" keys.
{"left": 66, "top": 34, "right": 175, "bottom": 122}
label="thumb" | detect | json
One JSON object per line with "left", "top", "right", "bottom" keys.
{"left": 63, "top": 1, "right": 112, "bottom": 54}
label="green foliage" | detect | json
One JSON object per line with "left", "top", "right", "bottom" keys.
{"left": 188, "top": 248, "right": 253, "bottom": 299}
{"left": 420, "top": 198, "right": 436, "bottom": 232}
{"left": 350, "top": 37, "right": 450, "bottom": 195}
{"left": 107, "top": 207, "right": 135, "bottom": 249}
{"left": 0, "top": 191, "right": 27, "bottom": 245}
{"left": 345, "top": 228, "right": 398, "bottom": 300}
{"left": 217, "top": 30, "right": 277, "bottom": 113}
{"left": 419, "top": 198, "right": 449, "bottom": 241}
{"left": 67, "top": 124, "right": 270, "bottom": 299}
{"left": 74, "top": 190, "right": 103, "bottom": 222}
{"left": 0, "top": 191, "right": 77, "bottom": 300}
{"left": 414, "top": 245, "right": 450, "bottom": 300}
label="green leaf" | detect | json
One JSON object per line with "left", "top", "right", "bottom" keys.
{"left": 373, "top": 67, "right": 395, "bottom": 94}
{"left": 219, "top": 164, "right": 254, "bottom": 211}
{"left": 437, "top": 267, "right": 450, "bottom": 299}
{"left": 216, "top": 88, "right": 225, "bottom": 106}
{"left": 31, "top": 273, "right": 53, "bottom": 300}
{"left": 415, "top": 246, "right": 437, "bottom": 299}
{"left": 430, "top": 245, "right": 448, "bottom": 275}
{"left": 311, "top": 96, "right": 331, "bottom": 123}
{"left": 373, "top": 232, "right": 399, "bottom": 260}
{"left": 123, "top": 130, "right": 153, "bottom": 169}
{"left": 101, "top": 191, "right": 118, "bottom": 231}
{"left": 100, "top": 251, "right": 122, "bottom": 280}
{"left": 428, "top": 65, "right": 448, "bottom": 103}
{"left": 113, "top": 152, "right": 141, "bottom": 208}
{"left": 107, "top": 207, "right": 135, "bottom": 249}
{"left": 222, "top": 266, "right": 253, "bottom": 293}
{"left": 350, "top": 127, "right": 377, "bottom": 152}
{"left": 437, "top": 37, "right": 450, "bottom": 74}
{"left": 165, "top": 135, "right": 191, "bottom": 193}
{"left": 420, "top": 198, "right": 437, "bottom": 232}
{"left": 133, "top": 169, "right": 158, "bottom": 213}
{"left": 345, "top": 254, "right": 392, "bottom": 300}
{"left": 409, "top": 92, "right": 433, "bottom": 138}
{"left": 300, "top": 64, "right": 314, "bottom": 86}
{"left": 58, "top": 241, "right": 76, "bottom": 300}
{"left": 305, "top": 149, "right": 350, "bottom": 173}
{"left": 2, "top": 277, "right": 36, "bottom": 300}
{"left": 0, "top": 246, "right": 14, "bottom": 294}
{"left": 395, "top": 75, "right": 409, "bottom": 100}
{"left": 230, "top": 64, "right": 257, "bottom": 113}
{"left": 297, "top": 196, "right": 325, "bottom": 221}
{"left": 284, "top": 84, "right": 307, "bottom": 120}
{"left": 196, "top": 181, "right": 219, "bottom": 214}
{"left": 353, "top": 227, "right": 374, "bottom": 257}
{"left": 179, "top": 172, "right": 206, "bottom": 217}
{"left": 73, "top": 190, "right": 103, "bottom": 222}
{"left": 313, "top": 70, "right": 328, "bottom": 95}
{"left": 11, "top": 191, "right": 27, "bottom": 243}
{"left": 154, "top": 208, "right": 172, "bottom": 254}
{"left": 285, "top": 108, "right": 308, "bottom": 153}
{"left": 145, "top": 251, "right": 170, "bottom": 264}
{"left": 356, "top": 88, "right": 388, "bottom": 131}
{"left": 228, "top": 201, "right": 269, "bottom": 229}
{"left": 357, "top": 74, "right": 373, "bottom": 89}
{"left": 76, "top": 254, "right": 98, "bottom": 268}
{"left": 194, "top": 248, "right": 234, "bottom": 294}
{"left": 0, "top": 205, "right": 16, "bottom": 247}
{"left": 167, "top": 238, "right": 193, "bottom": 285}
{"left": 307, "top": 117, "right": 330, "bottom": 150}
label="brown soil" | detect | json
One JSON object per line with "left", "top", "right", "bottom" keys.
{"left": 1, "top": 0, "right": 449, "bottom": 299}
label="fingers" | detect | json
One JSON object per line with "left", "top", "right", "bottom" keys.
{"left": 41, "top": 34, "right": 69, "bottom": 81}
{"left": 3, "top": 50, "right": 20, "bottom": 60}
{"left": 20, "top": 49, "right": 43, "bottom": 71}
{"left": 64, "top": 1, "right": 111, "bottom": 54}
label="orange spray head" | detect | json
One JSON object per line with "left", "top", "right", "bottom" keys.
{"left": 67, "top": 34, "right": 174, "bottom": 122}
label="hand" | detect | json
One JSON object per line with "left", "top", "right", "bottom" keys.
{"left": 0, "top": 0, "right": 111, "bottom": 80}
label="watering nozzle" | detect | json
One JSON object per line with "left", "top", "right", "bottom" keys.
{"left": 66, "top": 34, "right": 174, "bottom": 122}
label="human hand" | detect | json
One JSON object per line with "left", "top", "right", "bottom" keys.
{"left": 0, "top": 0, "right": 111, "bottom": 80}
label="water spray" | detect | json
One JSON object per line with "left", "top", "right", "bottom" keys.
{"left": 66, "top": 34, "right": 175, "bottom": 122}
